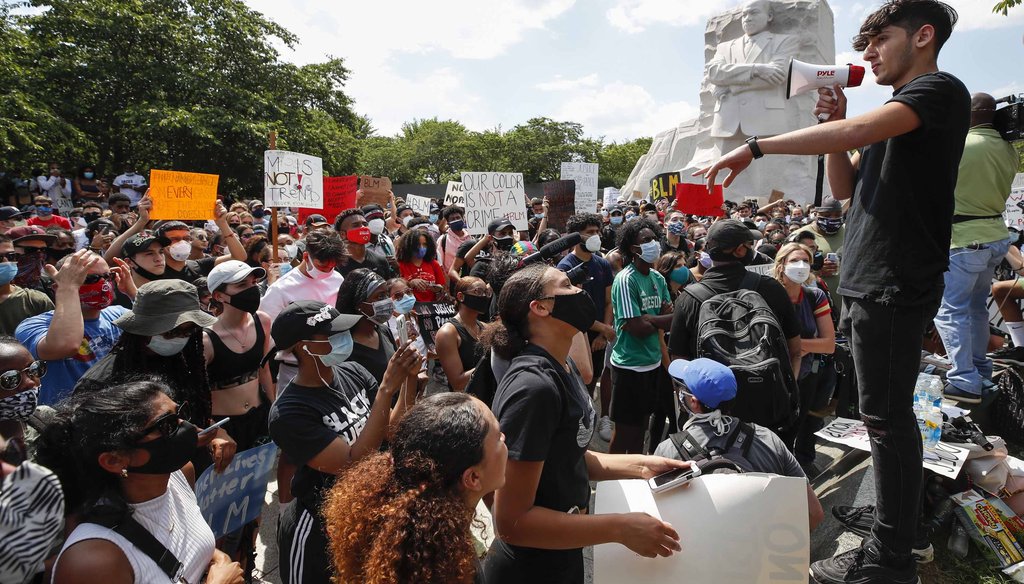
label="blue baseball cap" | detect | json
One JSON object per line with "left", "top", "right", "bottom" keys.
{"left": 668, "top": 358, "right": 737, "bottom": 408}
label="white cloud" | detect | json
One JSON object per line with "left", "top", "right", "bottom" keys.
{"left": 945, "top": 0, "right": 1024, "bottom": 31}
{"left": 605, "top": 0, "right": 732, "bottom": 33}
{"left": 535, "top": 74, "right": 601, "bottom": 91}
{"left": 549, "top": 79, "right": 698, "bottom": 141}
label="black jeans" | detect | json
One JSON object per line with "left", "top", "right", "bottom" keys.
{"left": 846, "top": 296, "right": 939, "bottom": 565}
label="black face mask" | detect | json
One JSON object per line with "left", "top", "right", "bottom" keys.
{"left": 493, "top": 236, "right": 514, "bottom": 252}
{"left": 129, "top": 420, "right": 198, "bottom": 474}
{"left": 548, "top": 290, "right": 597, "bottom": 333}
{"left": 84, "top": 212, "right": 101, "bottom": 223}
{"left": 129, "top": 258, "right": 164, "bottom": 282}
{"left": 461, "top": 293, "right": 491, "bottom": 314}
{"left": 47, "top": 248, "right": 72, "bottom": 262}
{"left": 738, "top": 244, "right": 755, "bottom": 266}
{"left": 226, "top": 285, "right": 261, "bottom": 314}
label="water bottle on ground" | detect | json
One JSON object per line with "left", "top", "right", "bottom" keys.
{"left": 923, "top": 406, "right": 942, "bottom": 455}
{"left": 948, "top": 516, "right": 970, "bottom": 559}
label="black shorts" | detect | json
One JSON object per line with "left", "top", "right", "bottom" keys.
{"left": 609, "top": 365, "right": 669, "bottom": 427}
{"left": 278, "top": 502, "right": 331, "bottom": 584}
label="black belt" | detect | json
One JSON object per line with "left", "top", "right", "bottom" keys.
{"left": 951, "top": 213, "right": 1003, "bottom": 224}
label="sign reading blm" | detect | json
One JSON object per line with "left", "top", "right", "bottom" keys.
{"left": 460, "top": 172, "right": 528, "bottom": 236}
{"left": 195, "top": 442, "right": 278, "bottom": 539}
{"left": 264, "top": 150, "right": 323, "bottom": 209}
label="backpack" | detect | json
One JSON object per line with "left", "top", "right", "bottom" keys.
{"left": 683, "top": 271, "right": 799, "bottom": 433}
{"left": 669, "top": 420, "right": 753, "bottom": 474}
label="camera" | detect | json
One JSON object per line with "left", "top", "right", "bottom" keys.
{"left": 811, "top": 251, "right": 824, "bottom": 272}
{"left": 566, "top": 262, "right": 590, "bottom": 286}
{"left": 994, "top": 94, "right": 1023, "bottom": 142}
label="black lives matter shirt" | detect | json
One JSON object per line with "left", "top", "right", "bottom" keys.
{"left": 267, "top": 362, "right": 377, "bottom": 514}
{"left": 839, "top": 72, "right": 970, "bottom": 306}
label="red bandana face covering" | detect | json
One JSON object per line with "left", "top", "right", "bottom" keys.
{"left": 79, "top": 278, "right": 114, "bottom": 309}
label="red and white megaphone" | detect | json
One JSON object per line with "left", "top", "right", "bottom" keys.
{"left": 786, "top": 59, "right": 866, "bottom": 121}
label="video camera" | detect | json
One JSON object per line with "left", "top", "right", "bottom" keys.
{"left": 995, "top": 93, "right": 1023, "bottom": 142}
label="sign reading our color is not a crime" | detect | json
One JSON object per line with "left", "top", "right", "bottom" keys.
{"left": 264, "top": 150, "right": 323, "bottom": 209}
{"left": 148, "top": 170, "right": 219, "bottom": 220}
{"left": 460, "top": 172, "right": 529, "bottom": 236}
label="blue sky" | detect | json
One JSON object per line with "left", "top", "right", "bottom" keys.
{"left": 245, "top": 0, "right": 1024, "bottom": 142}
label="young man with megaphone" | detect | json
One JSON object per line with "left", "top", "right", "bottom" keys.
{"left": 697, "top": 1, "right": 969, "bottom": 583}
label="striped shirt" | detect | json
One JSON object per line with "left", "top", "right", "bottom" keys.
{"left": 610, "top": 264, "right": 670, "bottom": 370}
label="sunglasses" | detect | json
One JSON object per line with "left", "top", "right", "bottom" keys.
{"left": 15, "top": 248, "right": 46, "bottom": 257}
{"left": 140, "top": 401, "right": 191, "bottom": 438}
{"left": 83, "top": 272, "right": 114, "bottom": 285}
{"left": 0, "top": 360, "right": 47, "bottom": 391}
{"left": 0, "top": 252, "right": 18, "bottom": 262}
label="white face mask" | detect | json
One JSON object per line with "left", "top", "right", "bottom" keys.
{"left": 284, "top": 243, "right": 299, "bottom": 258}
{"left": 148, "top": 334, "right": 189, "bottom": 356}
{"left": 306, "top": 258, "right": 335, "bottom": 280}
{"left": 367, "top": 218, "right": 385, "bottom": 235}
{"left": 584, "top": 234, "right": 602, "bottom": 253}
{"left": 403, "top": 215, "right": 415, "bottom": 228}
{"left": 168, "top": 240, "right": 192, "bottom": 262}
{"left": 784, "top": 260, "right": 811, "bottom": 284}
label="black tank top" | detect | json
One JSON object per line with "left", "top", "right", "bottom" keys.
{"left": 451, "top": 319, "right": 482, "bottom": 371}
{"left": 206, "top": 319, "right": 265, "bottom": 391}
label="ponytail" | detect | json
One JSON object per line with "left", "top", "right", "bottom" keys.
{"left": 480, "top": 263, "right": 548, "bottom": 360}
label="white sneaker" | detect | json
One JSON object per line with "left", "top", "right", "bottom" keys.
{"left": 598, "top": 416, "right": 613, "bottom": 442}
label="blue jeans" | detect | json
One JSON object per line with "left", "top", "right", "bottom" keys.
{"left": 934, "top": 237, "right": 1012, "bottom": 394}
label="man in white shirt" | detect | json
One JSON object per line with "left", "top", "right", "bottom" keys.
{"left": 112, "top": 165, "right": 147, "bottom": 206}
{"left": 36, "top": 163, "right": 73, "bottom": 215}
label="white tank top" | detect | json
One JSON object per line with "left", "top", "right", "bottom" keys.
{"left": 54, "top": 471, "right": 215, "bottom": 584}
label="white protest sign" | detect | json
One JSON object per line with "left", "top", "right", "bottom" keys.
{"left": 603, "top": 187, "right": 621, "bottom": 209}
{"left": 460, "top": 172, "right": 529, "bottom": 236}
{"left": 406, "top": 194, "right": 433, "bottom": 217}
{"left": 595, "top": 475, "right": 808, "bottom": 583}
{"left": 443, "top": 181, "right": 465, "bottom": 207}
{"left": 560, "top": 162, "right": 599, "bottom": 214}
{"left": 1007, "top": 173, "right": 1024, "bottom": 229}
{"left": 746, "top": 263, "right": 774, "bottom": 277}
{"left": 815, "top": 417, "right": 971, "bottom": 478}
{"left": 264, "top": 150, "right": 323, "bottom": 209}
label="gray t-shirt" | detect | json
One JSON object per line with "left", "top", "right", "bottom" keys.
{"left": 653, "top": 416, "right": 806, "bottom": 478}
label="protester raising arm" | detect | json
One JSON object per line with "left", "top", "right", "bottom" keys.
{"left": 33, "top": 250, "right": 99, "bottom": 360}
{"left": 212, "top": 200, "right": 247, "bottom": 265}
{"left": 103, "top": 193, "right": 152, "bottom": 265}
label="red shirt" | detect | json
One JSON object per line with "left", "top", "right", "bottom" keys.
{"left": 27, "top": 215, "right": 72, "bottom": 230}
{"left": 398, "top": 260, "right": 447, "bottom": 302}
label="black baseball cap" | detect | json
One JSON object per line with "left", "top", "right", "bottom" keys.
{"left": 0, "top": 206, "right": 28, "bottom": 221}
{"left": 304, "top": 214, "right": 329, "bottom": 228}
{"left": 265, "top": 301, "right": 362, "bottom": 363}
{"left": 123, "top": 231, "right": 162, "bottom": 257}
{"left": 706, "top": 219, "right": 763, "bottom": 255}
{"left": 361, "top": 205, "right": 385, "bottom": 220}
{"left": 155, "top": 221, "right": 191, "bottom": 245}
{"left": 488, "top": 218, "right": 514, "bottom": 235}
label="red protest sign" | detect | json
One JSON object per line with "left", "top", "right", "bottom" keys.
{"left": 298, "top": 175, "right": 357, "bottom": 225}
{"left": 675, "top": 182, "right": 725, "bottom": 217}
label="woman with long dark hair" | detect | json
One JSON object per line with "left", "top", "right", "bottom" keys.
{"left": 481, "top": 264, "right": 688, "bottom": 583}
{"left": 324, "top": 392, "right": 506, "bottom": 583}
{"left": 37, "top": 380, "right": 243, "bottom": 584}
{"left": 395, "top": 229, "right": 446, "bottom": 302}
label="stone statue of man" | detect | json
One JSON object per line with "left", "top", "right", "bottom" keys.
{"left": 707, "top": 0, "right": 800, "bottom": 140}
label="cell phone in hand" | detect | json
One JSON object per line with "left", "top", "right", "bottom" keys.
{"left": 648, "top": 465, "right": 701, "bottom": 493}
{"left": 396, "top": 315, "right": 409, "bottom": 345}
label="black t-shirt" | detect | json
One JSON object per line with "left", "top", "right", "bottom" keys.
{"left": 840, "top": 72, "right": 970, "bottom": 306}
{"left": 490, "top": 344, "right": 595, "bottom": 560}
{"left": 668, "top": 263, "right": 800, "bottom": 358}
{"left": 337, "top": 249, "right": 393, "bottom": 280}
{"left": 660, "top": 236, "right": 690, "bottom": 255}
{"left": 162, "top": 257, "right": 216, "bottom": 284}
{"left": 348, "top": 325, "right": 397, "bottom": 401}
{"left": 600, "top": 226, "right": 618, "bottom": 251}
{"left": 267, "top": 362, "right": 377, "bottom": 514}
{"left": 456, "top": 239, "right": 493, "bottom": 277}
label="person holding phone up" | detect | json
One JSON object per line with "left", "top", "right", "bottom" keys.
{"left": 482, "top": 264, "right": 688, "bottom": 584}
{"left": 396, "top": 228, "right": 447, "bottom": 302}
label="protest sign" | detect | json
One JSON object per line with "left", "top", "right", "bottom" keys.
{"left": 149, "top": 170, "right": 220, "bottom": 220}
{"left": 746, "top": 263, "right": 774, "bottom": 277}
{"left": 413, "top": 302, "right": 457, "bottom": 353}
{"left": 443, "top": 181, "right": 465, "bottom": 207}
{"left": 768, "top": 189, "right": 785, "bottom": 203}
{"left": 816, "top": 417, "right": 971, "bottom": 478}
{"left": 460, "top": 172, "right": 529, "bottom": 236}
{"left": 195, "top": 442, "right": 277, "bottom": 539}
{"left": 264, "top": 150, "right": 323, "bottom": 209}
{"left": 603, "top": 187, "right": 621, "bottom": 209}
{"left": 595, "top": 475, "right": 808, "bottom": 583}
{"left": 357, "top": 176, "right": 392, "bottom": 208}
{"left": 542, "top": 180, "right": 576, "bottom": 233}
{"left": 1006, "top": 173, "right": 1024, "bottom": 228}
{"left": 560, "top": 162, "right": 599, "bottom": 214}
{"left": 406, "top": 194, "right": 433, "bottom": 217}
{"left": 676, "top": 182, "right": 725, "bottom": 217}
{"left": 650, "top": 172, "right": 680, "bottom": 201}
{"left": 297, "top": 175, "right": 357, "bottom": 226}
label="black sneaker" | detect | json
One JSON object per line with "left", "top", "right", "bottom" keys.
{"left": 810, "top": 544, "right": 920, "bottom": 584}
{"left": 943, "top": 383, "right": 983, "bottom": 405}
{"left": 831, "top": 505, "right": 933, "bottom": 564}
{"left": 991, "top": 345, "right": 1024, "bottom": 366}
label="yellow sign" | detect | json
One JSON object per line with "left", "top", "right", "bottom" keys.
{"left": 149, "top": 170, "right": 220, "bottom": 220}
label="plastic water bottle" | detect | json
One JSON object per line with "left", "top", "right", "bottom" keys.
{"left": 923, "top": 406, "right": 942, "bottom": 455}
{"left": 927, "top": 376, "right": 944, "bottom": 409}
{"left": 948, "top": 517, "right": 970, "bottom": 559}
{"left": 914, "top": 375, "right": 930, "bottom": 440}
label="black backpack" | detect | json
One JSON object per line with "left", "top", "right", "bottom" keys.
{"left": 683, "top": 271, "right": 799, "bottom": 433}
{"left": 669, "top": 420, "right": 754, "bottom": 474}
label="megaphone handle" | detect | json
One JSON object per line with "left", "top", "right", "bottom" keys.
{"left": 817, "top": 86, "right": 834, "bottom": 122}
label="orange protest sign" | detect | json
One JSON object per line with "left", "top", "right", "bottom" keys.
{"left": 149, "top": 170, "right": 219, "bottom": 220}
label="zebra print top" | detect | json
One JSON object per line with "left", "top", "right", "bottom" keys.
{"left": 0, "top": 461, "right": 65, "bottom": 584}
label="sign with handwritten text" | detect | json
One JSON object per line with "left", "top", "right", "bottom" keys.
{"left": 460, "top": 172, "right": 529, "bottom": 236}
{"left": 149, "top": 170, "right": 219, "bottom": 220}
{"left": 264, "top": 150, "right": 323, "bottom": 208}
{"left": 560, "top": 162, "right": 599, "bottom": 214}
{"left": 195, "top": 442, "right": 277, "bottom": 538}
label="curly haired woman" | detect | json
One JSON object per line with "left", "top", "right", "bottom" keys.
{"left": 323, "top": 392, "right": 507, "bottom": 583}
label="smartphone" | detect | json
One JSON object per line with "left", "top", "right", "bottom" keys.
{"left": 396, "top": 314, "right": 409, "bottom": 345}
{"left": 648, "top": 465, "right": 702, "bottom": 493}
{"left": 198, "top": 417, "right": 230, "bottom": 436}
{"left": 826, "top": 252, "right": 838, "bottom": 263}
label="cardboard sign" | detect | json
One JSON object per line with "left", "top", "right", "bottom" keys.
{"left": 298, "top": 175, "right": 357, "bottom": 226}
{"left": 560, "top": 162, "right": 599, "bottom": 214}
{"left": 264, "top": 150, "right": 323, "bottom": 209}
{"left": 460, "top": 172, "right": 529, "bottom": 236}
{"left": 413, "top": 302, "right": 457, "bottom": 353}
{"left": 149, "top": 170, "right": 220, "bottom": 220}
{"left": 595, "top": 475, "right": 809, "bottom": 583}
{"left": 603, "top": 187, "right": 621, "bottom": 209}
{"left": 195, "top": 442, "right": 277, "bottom": 539}
{"left": 406, "top": 194, "right": 433, "bottom": 218}
{"left": 816, "top": 417, "right": 971, "bottom": 478}
{"left": 357, "top": 176, "right": 392, "bottom": 208}
{"left": 650, "top": 172, "right": 680, "bottom": 201}
{"left": 1005, "top": 173, "right": 1024, "bottom": 228}
{"left": 676, "top": 182, "right": 725, "bottom": 217}
{"left": 443, "top": 181, "right": 465, "bottom": 207}
{"left": 541, "top": 180, "right": 576, "bottom": 233}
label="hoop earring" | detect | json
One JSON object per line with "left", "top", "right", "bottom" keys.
{"left": 120, "top": 468, "right": 128, "bottom": 478}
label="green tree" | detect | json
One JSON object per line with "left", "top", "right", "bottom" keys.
{"left": 356, "top": 136, "right": 416, "bottom": 183}
{"left": 504, "top": 117, "right": 601, "bottom": 183}
{"left": 598, "top": 137, "right": 653, "bottom": 188}
{"left": 993, "top": 0, "right": 1021, "bottom": 15}
{"left": 461, "top": 128, "right": 510, "bottom": 174}
{"left": 400, "top": 118, "right": 469, "bottom": 183}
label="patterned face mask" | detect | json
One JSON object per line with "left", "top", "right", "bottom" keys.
{"left": 0, "top": 388, "right": 38, "bottom": 421}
